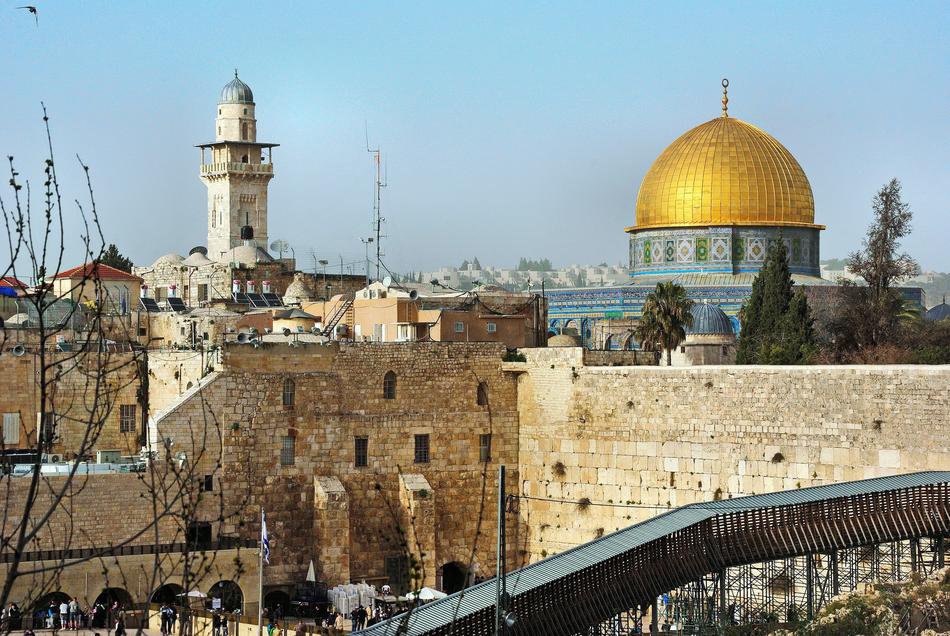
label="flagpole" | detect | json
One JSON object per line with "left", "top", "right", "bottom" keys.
{"left": 258, "top": 507, "right": 264, "bottom": 636}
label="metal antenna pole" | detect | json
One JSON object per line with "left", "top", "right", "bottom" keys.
{"left": 495, "top": 465, "right": 506, "bottom": 635}
{"left": 366, "top": 125, "right": 386, "bottom": 282}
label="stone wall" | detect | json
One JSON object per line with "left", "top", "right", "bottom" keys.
{"left": 153, "top": 341, "right": 522, "bottom": 593}
{"left": 514, "top": 358, "right": 950, "bottom": 562}
{"left": 0, "top": 472, "right": 182, "bottom": 550}
{"left": 147, "top": 349, "right": 215, "bottom": 414}
{"left": 0, "top": 349, "right": 144, "bottom": 457}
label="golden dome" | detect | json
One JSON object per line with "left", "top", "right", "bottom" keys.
{"left": 631, "top": 115, "right": 821, "bottom": 231}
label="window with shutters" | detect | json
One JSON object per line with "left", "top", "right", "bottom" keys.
{"left": 414, "top": 434, "right": 430, "bottom": 464}
{"left": 355, "top": 436, "right": 368, "bottom": 468}
{"left": 280, "top": 436, "right": 295, "bottom": 466}
{"left": 119, "top": 404, "right": 137, "bottom": 433}
{"left": 2, "top": 413, "right": 20, "bottom": 445}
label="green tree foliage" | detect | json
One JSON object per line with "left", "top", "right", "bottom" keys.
{"left": 517, "top": 257, "right": 553, "bottom": 271}
{"left": 97, "top": 243, "right": 134, "bottom": 272}
{"left": 737, "top": 240, "right": 816, "bottom": 364}
{"left": 635, "top": 282, "right": 693, "bottom": 366}
{"left": 825, "top": 179, "right": 922, "bottom": 357}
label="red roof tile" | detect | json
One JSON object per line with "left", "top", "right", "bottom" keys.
{"left": 0, "top": 276, "right": 27, "bottom": 288}
{"left": 52, "top": 262, "right": 143, "bottom": 282}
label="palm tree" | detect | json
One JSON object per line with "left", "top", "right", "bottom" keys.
{"left": 635, "top": 282, "right": 694, "bottom": 366}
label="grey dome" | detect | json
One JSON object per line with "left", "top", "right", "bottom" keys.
{"left": 686, "top": 302, "right": 733, "bottom": 335}
{"left": 926, "top": 299, "right": 950, "bottom": 322}
{"left": 220, "top": 72, "right": 254, "bottom": 104}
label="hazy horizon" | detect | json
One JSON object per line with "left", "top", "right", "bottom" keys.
{"left": 2, "top": 2, "right": 948, "bottom": 275}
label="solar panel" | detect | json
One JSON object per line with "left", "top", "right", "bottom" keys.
{"left": 232, "top": 292, "right": 251, "bottom": 305}
{"left": 247, "top": 293, "right": 269, "bottom": 308}
{"left": 139, "top": 298, "right": 161, "bottom": 313}
{"left": 167, "top": 297, "right": 188, "bottom": 312}
{"left": 263, "top": 292, "right": 283, "bottom": 307}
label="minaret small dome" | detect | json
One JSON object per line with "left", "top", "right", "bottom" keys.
{"left": 220, "top": 71, "right": 254, "bottom": 104}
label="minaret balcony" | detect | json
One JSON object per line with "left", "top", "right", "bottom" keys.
{"left": 200, "top": 162, "right": 274, "bottom": 176}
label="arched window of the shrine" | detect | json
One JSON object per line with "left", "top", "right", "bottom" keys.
{"left": 383, "top": 371, "right": 397, "bottom": 400}
{"left": 241, "top": 122, "right": 248, "bottom": 141}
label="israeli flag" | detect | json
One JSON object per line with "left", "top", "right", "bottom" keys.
{"left": 261, "top": 510, "right": 270, "bottom": 565}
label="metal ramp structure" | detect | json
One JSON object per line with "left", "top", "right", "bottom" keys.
{"left": 358, "top": 471, "right": 950, "bottom": 635}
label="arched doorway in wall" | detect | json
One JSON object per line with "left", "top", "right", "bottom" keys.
{"left": 439, "top": 562, "right": 470, "bottom": 595}
{"left": 94, "top": 587, "right": 134, "bottom": 608}
{"left": 263, "top": 590, "right": 290, "bottom": 618}
{"left": 151, "top": 583, "right": 185, "bottom": 605}
{"left": 93, "top": 588, "right": 134, "bottom": 627}
{"left": 207, "top": 580, "right": 243, "bottom": 612}
{"left": 32, "top": 592, "right": 70, "bottom": 628}
{"left": 603, "top": 334, "right": 615, "bottom": 350}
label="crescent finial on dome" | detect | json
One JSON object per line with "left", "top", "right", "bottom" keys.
{"left": 721, "top": 78, "right": 729, "bottom": 117}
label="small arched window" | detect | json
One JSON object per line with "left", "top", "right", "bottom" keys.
{"left": 241, "top": 122, "right": 248, "bottom": 140}
{"left": 383, "top": 371, "right": 397, "bottom": 400}
{"left": 282, "top": 378, "right": 295, "bottom": 407}
{"left": 476, "top": 382, "right": 488, "bottom": 407}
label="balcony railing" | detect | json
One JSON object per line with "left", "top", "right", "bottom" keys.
{"left": 200, "top": 162, "right": 273, "bottom": 176}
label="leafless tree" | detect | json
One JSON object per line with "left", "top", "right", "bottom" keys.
{"left": 0, "top": 107, "right": 247, "bottom": 633}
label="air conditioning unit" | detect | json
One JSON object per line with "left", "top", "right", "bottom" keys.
{"left": 96, "top": 449, "right": 122, "bottom": 464}
{"left": 42, "top": 453, "right": 63, "bottom": 464}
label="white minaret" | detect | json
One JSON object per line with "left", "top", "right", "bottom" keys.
{"left": 198, "top": 71, "right": 278, "bottom": 262}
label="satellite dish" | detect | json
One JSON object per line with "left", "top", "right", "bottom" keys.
{"left": 382, "top": 276, "right": 392, "bottom": 288}
{"left": 282, "top": 327, "right": 291, "bottom": 337}
{"left": 270, "top": 240, "right": 290, "bottom": 259}
{"left": 409, "top": 290, "right": 418, "bottom": 301}
{"left": 12, "top": 344, "right": 26, "bottom": 357}
{"left": 236, "top": 333, "right": 249, "bottom": 344}
{"left": 188, "top": 246, "right": 208, "bottom": 256}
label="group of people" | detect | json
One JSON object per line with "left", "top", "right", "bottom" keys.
{"left": 158, "top": 603, "right": 180, "bottom": 635}
{"left": 1, "top": 603, "right": 23, "bottom": 630}
{"left": 31, "top": 599, "right": 125, "bottom": 632}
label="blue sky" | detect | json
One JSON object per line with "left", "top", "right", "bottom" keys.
{"left": 2, "top": 1, "right": 948, "bottom": 274}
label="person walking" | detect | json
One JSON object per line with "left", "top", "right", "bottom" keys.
{"left": 58, "top": 600, "right": 68, "bottom": 631}
{"left": 114, "top": 611, "right": 126, "bottom": 636}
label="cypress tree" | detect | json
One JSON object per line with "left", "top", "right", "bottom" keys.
{"left": 737, "top": 240, "right": 815, "bottom": 364}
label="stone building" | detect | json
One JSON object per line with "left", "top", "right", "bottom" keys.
{"left": 150, "top": 341, "right": 523, "bottom": 603}
{"left": 304, "top": 281, "right": 547, "bottom": 348}
{"left": 668, "top": 302, "right": 736, "bottom": 366}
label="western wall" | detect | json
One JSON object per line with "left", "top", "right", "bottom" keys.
{"left": 510, "top": 348, "right": 950, "bottom": 563}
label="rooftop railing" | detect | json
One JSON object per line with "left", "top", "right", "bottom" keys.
{"left": 200, "top": 162, "right": 273, "bottom": 176}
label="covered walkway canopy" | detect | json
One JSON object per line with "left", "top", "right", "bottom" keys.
{"left": 360, "top": 471, "right": 950, "bottom": 635}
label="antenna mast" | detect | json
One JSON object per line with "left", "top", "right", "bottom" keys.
{"left": 366, "top": 125, "right": 387, "bottom": 281}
